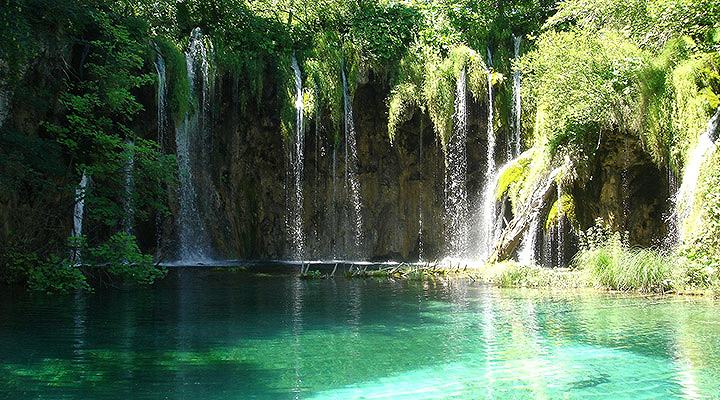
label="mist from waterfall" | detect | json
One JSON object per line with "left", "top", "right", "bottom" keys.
{"left": 287, "top": 54, "right": 306, "bottom": 260}
{"left": 341, "top": 67, "right": 363, "bottom": 256}
{"left": 444, "top": 67, "right": 469, "bottom": 257}
{"left": 174, "top": 27, "right": 212, "bottom": 262}
{"left": 673, "top": 107, "right": 720, "bottom": 243}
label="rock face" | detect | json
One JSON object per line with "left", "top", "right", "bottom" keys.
{"left": 1, "top": 49, "right": 672, "bottom": 264}
{"left": 171, "top": 69, "right": 491, "bottom": 261}
{"left": 572, "top": 132, "right": 670, "bottom": 247}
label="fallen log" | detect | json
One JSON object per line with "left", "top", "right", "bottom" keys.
{"left": 489, "top": 167, "right": 562, "bottom": 263}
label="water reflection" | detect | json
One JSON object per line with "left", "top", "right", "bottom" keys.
{"left": 0, "top": 271, "right": 719, "bottom": 399}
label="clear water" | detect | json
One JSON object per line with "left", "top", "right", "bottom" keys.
{"left": 2, "top": 269, "right": 720, "bottom": 399}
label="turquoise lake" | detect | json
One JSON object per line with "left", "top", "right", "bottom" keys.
{"left": 1, "top": 267, "right": 720, "bottom": 399}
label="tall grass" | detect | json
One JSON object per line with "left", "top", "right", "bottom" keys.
{"left": 574, "top": 240, "right": 672, "bottom": 293}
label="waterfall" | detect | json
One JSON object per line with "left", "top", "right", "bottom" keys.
{"left": 287, "top": 54, "right": 306, "bottom": 260}
{"left": 511, "top": 35, "right": 522, "bottom": 157}
{"left": 556, "top": 186, "right": 565, "bottom": 268}
{"left": 674, "top": 107, "right": 720, "bottom": 242}
{"left": 154, "top": 51, "right": 168, "bottom": 253}
{"left": 122, "top": 140, "right": 135, "bottom": 234}
{"left": 418, "top": 121, "right": 425, "bottom": 261}
{"left": 70, "top": 172, "right": 90, "bottom": 263}
{"left": 72, "top": 172, "right": 90, "bottom": 238}
{"left": 477, "top": 62, "right": 498, "bottom": 260}
{"left": 444, "top": 67, "right": 469, "bottom": 257}
{"left": 331, "top": 143, "right": 338, "bottom": 258}
{"left": 341, "top": 67, "right": 363, "bottom": 256}
{"left": 154, "top": 53, "right": 168, "bottom": 149}
{"left": 518, "top": 217, "right": 539, "bottom": 264}
{"left": 174, "top": 28, "right": 212, "bottom": 262}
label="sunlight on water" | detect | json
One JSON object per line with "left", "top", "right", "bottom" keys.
{"left": 1, "top": 269, "right": 719, "bottom": 399}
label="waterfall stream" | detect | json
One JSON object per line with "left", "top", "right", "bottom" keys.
{"left": 287, "top": 55, "right": 306, "bottom": 260}
{"left": 174, "top": 28, "right": 212, "bottom": 262}
{"left": 72, "top": 172, "right": 90, "bottom": 238}
{"left": 518, "top": 217, "right": 539, "bottom": 264}
{"left": 511, "top": 35, "right": 522, "bottom": 158}
{"left": 478, "top": 60, "right": 498, "bottom": 260}
{"left": 444, "top": 67, "right": 469, "bottom": 257}
{"left": 154, "top": 51, "right": 168, "bottom": 253}
{"left": 674, "top": 107, "right": 720, "bottom": 243}
{"left": 341, "top": 67, "right": 363, "bottom": 256}
{"left": 556, "top": 185, "right": 565, "bottom": 268}
{"left": 70, "top": 172, "right": 90, "bottom": 263}
{"left": 123, "top": 140, "right": 135, "bottom": 234}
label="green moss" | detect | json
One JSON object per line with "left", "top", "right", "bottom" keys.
{"left": 545, "top": 193, "right": 577, "bottom": 230}
{"left": 670, "top": 53, "right": 720, "bottom": 169}
{"left": 496, "top": 152, "right": 531, "bottom": 200}
{"left": 155, "top": 37, "right": 191, "bottom": 122}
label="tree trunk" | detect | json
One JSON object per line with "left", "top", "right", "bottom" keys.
{"left": 489, "top": 167, "right": 562, "bottom": 263}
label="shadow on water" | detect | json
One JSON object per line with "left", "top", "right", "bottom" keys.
{"left": 1, "top": 267, "right": 720, "bottom": 399}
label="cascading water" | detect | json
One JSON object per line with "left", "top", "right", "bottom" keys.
{"left": 673, "top": 107, "right": 720, "bottom": 243}
{"left": 70, "top": 172, "right": 90, "bottom": 263}
{"left": 511, "top": 35, "right": 522, "bottom": 158}
{"left": 444, "top": 67, "right": 470, "bottom": 257}
{"left": 518, "top": 217, "right": 539, "bottom": 264}
{"left": 154, "top": 51, "right": 168, "bottom": 253}
{"left": 331, "top": 143, "right": 338, "bottom": 258}
{"left": 122, "top": 140, "right": 135, "bottom": 234}
{"left": 418, "top": 121, "right": 425, "bottom": 261}
{"left": 174, "top": 28, "right": 212, "bottom": 262}
{"left": 72, "top": 172, "right": 90, "bottom": 238}
{"left": 478, "top": 61, "right": 498, "bottom": 260}
{"left": 154, "top": 53, "right": 168, "bottom": 149}
{"left": 341, "top": 67, "right": 363, "bottom": 257}
{"left": 287, "top": 54, "right": 306, "bottom": 260}
{"left": 556, "top": 185, "right": 565, "bottom": 268}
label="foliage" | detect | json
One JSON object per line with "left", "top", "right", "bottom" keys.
{"left": 545, "top": 193, "right": 577, "bottom": 230}
{"left": 155, "top": 37, "right": 191, "bottom": 122}
{"left": 521, "top": 29, "right": 646, "bottom": 155}
{"left": 481, "top": 261, "right": 586, "bottom": 289}
{"left": 496, "top": 151, "right": 531, "bottom": 200}
{"left": 1, "top": 232, "right": 165, "bottom": 292}
{"left": 25, "top": 257, "right": 92, "bottom": 294}
{"left": 389, "top": 44, "right": 488, "bottom": 147}
{"left": 575, "top": 221, "right": 671, "bottom": 292}
{"left": 1, "top": 246, "right": 89, "bottom": 293}
{"left": 575, "top": 241, "right": 672, "bottom": 293}
{"left": 547, "top": 0, "right": 720, "bottom": 50}
{"left": 677, "top": 151, "right": 720, "bottom": 267}
{"left": 85, "top": 232, "right": 166, "bottom": 285}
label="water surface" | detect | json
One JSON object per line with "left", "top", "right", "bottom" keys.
{"left": 1, "top": 268, "right": 719, "bottom": 399}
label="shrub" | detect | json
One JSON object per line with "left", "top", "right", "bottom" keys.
{"left": 575, "top": 222, "right": 672, "bottom": 293}
{"left": 26, "top": 257, "right": 91, "bottom": 294}
{"left": 86, "top": 232, "right": 166, "bottom": 285}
